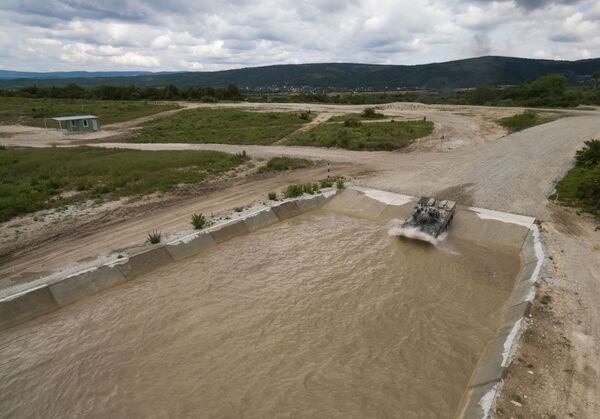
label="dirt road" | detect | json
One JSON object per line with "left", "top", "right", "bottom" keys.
{"left": 90, "top": 112, "right": 600, "bottom": 218}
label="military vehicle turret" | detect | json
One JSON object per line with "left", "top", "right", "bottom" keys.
{"left": 402, "top": 197, "right": 456, "bottom": 238}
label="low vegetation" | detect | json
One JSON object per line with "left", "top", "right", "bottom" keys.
{"left": 497, "top": 110, "right": 555, "bottom": 133}
{"left": 131, "top": 108, "right": 312, "bottom": 145}
{"left": 191, "top": 213, "right": 207, "bottom": 230}
{"left": 284, "top": 184, "right": 304, "bottom": 198}
{"left": 257, "top": 156, "right": 314, "bottom": 174}
{"left": 268, "top": 192, "right": 277, "bottom": 200}
{"left": 147, "top": 230, "right": 162, "bottom": 244}
{"left": 552, "top": 139, "right": 600, "bottom": 214}
{"left": 0, "top": 97, "right": 178, "bottom": 128}
{"left": 0, "top": 83, "right": 243, "bottom": 102}
{"left": 329, "top": 107, "right": 386, "bottom": 123}
{"left": 0, "top": 147, "right": 245, "bottom": 222}
{"left": 289, "top": 119, "right": 433, "bottom": 151}
{"left": 282, "top": 177, "right": 342, "bottom": 199}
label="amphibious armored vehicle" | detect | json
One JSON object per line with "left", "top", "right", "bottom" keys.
{"left": 402, "top": 197, "right": 456, "bottom": 238}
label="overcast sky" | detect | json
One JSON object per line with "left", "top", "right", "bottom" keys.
{"left": 1, "top": 0, "right": 599, "bottom": 72}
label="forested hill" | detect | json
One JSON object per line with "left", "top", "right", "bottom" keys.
{"left": 1, "top": 56, "right": 599, "bottom": 90}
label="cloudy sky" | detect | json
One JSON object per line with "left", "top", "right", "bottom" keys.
{"left": 0, "top": 0, "right": 599, "bottom": 72}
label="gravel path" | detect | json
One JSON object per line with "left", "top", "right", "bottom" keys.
{"left": 89, "top": 112, "right": 600, "bottom": 218}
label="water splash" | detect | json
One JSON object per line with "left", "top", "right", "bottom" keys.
{"left": 388, "top": 219, "right": 460, "bottom": 255}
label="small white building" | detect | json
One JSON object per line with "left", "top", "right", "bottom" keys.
{"left": 49, "top": 115, "right": 101, "bottom": 133}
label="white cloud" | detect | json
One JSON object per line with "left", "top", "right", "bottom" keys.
{"left": 0, "top": 0, "right": 598, "bottom": 72}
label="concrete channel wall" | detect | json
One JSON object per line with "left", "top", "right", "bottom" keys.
{"left": 0, "top": 186, "right": 542, "bottom": 419}
{"left": 0, "top": 191, "right": 339, "bottom": 330}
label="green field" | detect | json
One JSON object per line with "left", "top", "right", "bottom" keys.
{"left": 289, "top": 120, "right": 433, "bottom": 151}
{"left": 0, "top": 97, "right": 178, "bottom": 128}
{"left": 497, "top": 110, "right": 555, "bottom": 133}
{"left": 130, "top": 108, "right": 311, "bottom": 145}
{"left": 0, "top": 146, "right": 244, "bottom": 222}
{"left": 551, "top": 139, "right": 600, "bottom": 215}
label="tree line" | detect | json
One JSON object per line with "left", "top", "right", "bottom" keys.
{"left": 2, "top": 73, "right": 600, "bottom": 107}
{"left": 248, "top": 73, "right": 600, "bottom": 108}
{"left": 0, "top": 83, "right": 243, "bottom": 102}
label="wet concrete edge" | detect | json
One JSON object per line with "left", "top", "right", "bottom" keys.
{"left": 457, "top": 225, "right": 544, "bottom": 419}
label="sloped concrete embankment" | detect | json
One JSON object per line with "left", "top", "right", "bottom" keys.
{"left": 0, "top": 192, "right": 337, "bottom": 329}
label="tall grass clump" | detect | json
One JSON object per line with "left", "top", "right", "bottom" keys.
{"left": 147, "top": 229, "right": 162, "bottom": 244}
{"left": 268, "top": 191, "right": 277, "bottom": 200}
{"left": 284, "top": 184, "right": 304, "bottom": 198}
{"left": 303, "top": 183, "right": 315, "bottom": 194}
{"left": 191, "top": 213, "right": 207, "bottom": 229}
{"left": 319, "top": 179, "right": 333, "bottom": 188}
{"left": 336, "top": 178, "right": 345, "bottom": 189}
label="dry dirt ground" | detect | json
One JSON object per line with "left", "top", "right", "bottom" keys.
{"left": 1, "top": 102, "right": 600, "bottom": 417}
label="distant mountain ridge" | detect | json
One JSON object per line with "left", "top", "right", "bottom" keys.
{"left": 1, "top": 56, "right": 599, "bottom": 90}
{"left": 0, "top": 70, "right": 170, "bottom": 80}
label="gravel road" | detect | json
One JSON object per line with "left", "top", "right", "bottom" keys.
{"left": 91, "top": 111, "right": 600, "bottom": 218}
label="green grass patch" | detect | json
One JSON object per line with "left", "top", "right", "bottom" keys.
{"left": 130, "top": 108, "right": 312, "bottom": 145}
{"left": 329, "top": 107, "right": 387, "bottom": 122}
{"left": 0, "top": 97, "right": 178, "bottom": 128}
{"left": 257, "top": 156, "right": 314, "bottom": 174}
{"left": 497, "top": 110, "right": 555, "bottom": 133}
{"left": 289, "top": 120, "right": 433, "bottom": 151}
{"left": 0, "top": 146, "right": 244, "bottom": 222}
{"left": 284, "top": 184, "right": 304, "bottom": 198}
{"left": 552, "top": 140, "right": 600, "bottom": 215}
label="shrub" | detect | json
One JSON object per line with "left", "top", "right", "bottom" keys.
{"left": 191, "top": 213, "right": 207, "bottom": 229}
{"left": 319, "top": 179, "right": 333, "bottom": 188}
{"left": 303, "top": 183, "right": 314, "bottom": 194}
{"left": 336, "top": 178, "right": 345, "bottom": 189}
{"left": 362, "top": 107, "right": 377, "bottom": 117}
{"left": 147, "top": 229, "right": 162, "bottom": 244}
{"left": 284, "top": 184, "right": 304, "bottom": 198}
{"left": 360, "top": 107, "right": 385, "bottom": 119}
{"left": 268, "top": 191, "right": 277, "bottom": 200}
{"left": 299, "top": 111, "right": 311, "bottom": 121}
{"left": 575, "top": 139, "right": 600, "bottom": 167}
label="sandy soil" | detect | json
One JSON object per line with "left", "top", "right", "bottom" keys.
{"left": 495, "top": 206, "right": 600, "bottom": 418}
{"left": 1, "top": 101, "right": 599, "bottom": 416}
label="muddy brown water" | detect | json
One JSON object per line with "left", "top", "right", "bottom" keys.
{"left": 0, "top": 209, "right": 520, "bottom": 418}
